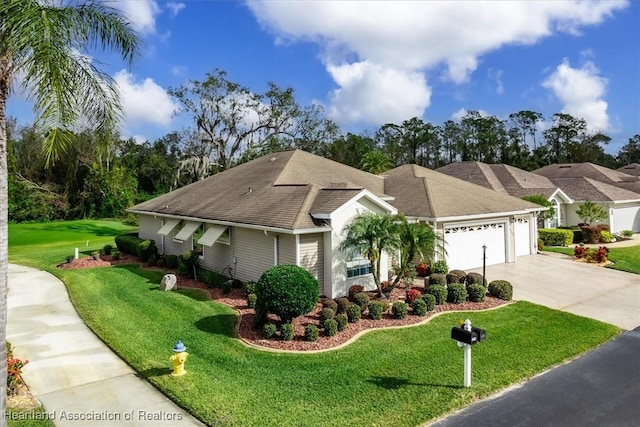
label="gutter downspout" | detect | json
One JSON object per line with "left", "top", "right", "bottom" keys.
{"left": 264, "top": 230, "right": 278, "bottom": 266}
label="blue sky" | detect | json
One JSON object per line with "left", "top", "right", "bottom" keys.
{"left": 8, "top": 0, "right": 639, "bottom": 154}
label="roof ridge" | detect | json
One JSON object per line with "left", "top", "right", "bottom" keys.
{"left": 413, "top": 165, "right": 438, "bottom": 217}
{"left": 478, "top": 163, "right": 507, "bottom": 193}
{"left": 292, "top": 184, "right": 320, "bottom": 229}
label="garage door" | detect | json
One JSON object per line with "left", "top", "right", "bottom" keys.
{"left": 612, "top": 206, "right": 640, "bottom": 233}
{"left": 444, "top": 222, "right": 506, "bottom": 270}
{"left": 515, "top": 218, "right": 531, "bottom": 257}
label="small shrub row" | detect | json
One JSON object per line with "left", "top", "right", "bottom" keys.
{"left": 538, "top": 228, "right": 573, "bottom": 246}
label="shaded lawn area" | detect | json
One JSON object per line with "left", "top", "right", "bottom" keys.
{"left": 543, "top": 245, "right": 640, "bottom": 274}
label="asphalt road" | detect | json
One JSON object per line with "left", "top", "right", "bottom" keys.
{"left": 429, "top": 327, "right": 640, "bottom": 427}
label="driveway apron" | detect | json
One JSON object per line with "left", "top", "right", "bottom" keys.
{"left": 470, "top": 253, "right": 640, "bottom": 330}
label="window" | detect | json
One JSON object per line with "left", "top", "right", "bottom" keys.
{"left": 193, "top": 225, "right": 204, "bottom": 257}
{"left": 217, "top": 227, "right": 231, "bottom": 245}
{"left": 346, "top": 254, "right": 371, "bottom": 278}
{"left": 172, "top": 221, "right": 183, "bottom": 243}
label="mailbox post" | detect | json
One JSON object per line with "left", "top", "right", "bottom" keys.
{"left": 450, "top": 318, "right": 486, "bottom": 387}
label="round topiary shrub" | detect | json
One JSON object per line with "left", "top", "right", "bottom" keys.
{"left": 346, "top": 304, "right": 361, "bottom": 323}
{"left": 103, "top": 244, "right": 113, "bottom": 255}
{"left": 335, "top": 313, "right": 348, "bottom": 331}
{"left": 324, "top": 318, "right": 338, "bottom": 336}
{"left": 336, "top": 297, "right": 351, "bottom": 314}
{"left": 449, "top": 269, "right": 466, "bottom": 279}
{"left": 304, "top": 325, "right": 319, "bottom": 342}
{"left": 467, "top": 284, "right": 486, "bottom": 302}
{"left": 322, "top": 298, "right": 338, "bottom": 313}
{"left": 465, "top": 272, "right": 487, "bottom": 287}
{"left": 426, "top": 284, "right": 447, "bottom": 305}
{"left": 431, "top": 260, "right": 449, "bottom": 274}
{"left": 422, "top": 293, "right": 436, "bottom": 312}
{"left": 247, "top": 293, "right": 257, "bottom": 308}
{"left": 353, "top": 292, "right": 370, "bottom": 312}
{"left": 320, "top": 307, "right": 335, "bottom": 323}
{"left": 244, "top": 281, "right": 257, "bottom": 296}
{"left": 446, "top": 272, "right": 464, "bottom": 284}
{"left": 412, "top": 298, "right": 428, "bottom": 316}
{"left": 348, "top": 285, "right": 365, "bottom": 300}
{"left": 488, "top": 280, "right": 513, "bottom": 300}
{"left": 428, "top": 273, "right": 446, "bottom": 286}
{"left": 392, "top": 301, "right": 408, "bottom": 319}
{"left": 447, "top": 283, "right": 467, "bottom": 304}
{"left": 368, "top": 301, "right": 385, "bottom": 320}
{"left": 255, "top": 265, "right": 319, "bottom": 323}
{"left": 281, "top": 323, "right": 295, "bottom": 341}
{"left": 262, "top": 323, "right": 276, "bottom": 339}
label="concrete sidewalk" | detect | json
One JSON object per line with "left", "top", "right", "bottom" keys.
{"left": 7, "top": 264, "right": 204, "bottom": 427}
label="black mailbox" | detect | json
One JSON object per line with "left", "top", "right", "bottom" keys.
{"left": 470, "top": 326, "right": 486, "bottom": 342}
{"left": 451, "top": 327, "right": 478, "bottom": 345}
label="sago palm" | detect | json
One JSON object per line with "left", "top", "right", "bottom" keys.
{"left": 0, "top": 0, "right": 139, "bottom": 416}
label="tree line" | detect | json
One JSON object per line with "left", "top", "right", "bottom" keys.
{"left": 8, "top": 69, "right": 640, "bottom": 223}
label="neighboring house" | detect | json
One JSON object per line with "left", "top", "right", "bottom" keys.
{"left": 534, "top": 163, "right": 640, "bottom": 232}
{"left": 618, "top": 163, "right": 640, "bottom": 177}
{"left": 129, "top": 150, "right": 397, "bottom": 299}
{"left": 436, "top": 161, "right": 572, "bottom": 228}
{"left": 383, "top": 165, "right": 545, "bottom": 271}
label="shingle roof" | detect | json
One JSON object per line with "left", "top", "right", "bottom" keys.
{"left": 618, "top": 163, "right": 640, "bottom": 176}
{"left": 383, "top": 164, "right": 541, "bottom": 219}
{"left": 130, "top": 150, "right": 388, "bottom": 230}
{"left": 534, "top": 162, "right": 640, "bottom": 196}
{"left": 548, "top": 177, "right": 640, "bottom": 202}
{"left": 436, "top": 161, "right": 560, "bottom": 199}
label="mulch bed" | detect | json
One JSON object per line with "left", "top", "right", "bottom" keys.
{"left": 59, "top": 256, "right": 507, "bottom": 352}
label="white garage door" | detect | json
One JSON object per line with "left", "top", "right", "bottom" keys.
{"left": 612, "top": 206, "right": 640, "bottom": 233}
{"left": 444, "top": 222, "right": 506, "bottom": 270}
{"left": 515, "top": 218, "right": 531, "bottom": 257}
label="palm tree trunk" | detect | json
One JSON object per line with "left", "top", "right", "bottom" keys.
{"left": 0, "top": 76, "right": 10, "bottom": 423}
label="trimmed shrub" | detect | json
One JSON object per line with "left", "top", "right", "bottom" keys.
{"left": 600, "top": 230, "right": 612, "bottom": 243}
{"left": 103, "top": 244, "right": 113, "bottom": 255}
{"left": 138, "top": 239, "right": 157, "bottom": 262}
{"left": 368, "top": 301, "right": 385, "bottom": 320}
{"left": 538, "top": 228, "right": 573, "bottom": 246}
{"left": 348, "top": 285, "right": 365, "bottom": 300}
{"left": 422, "top": 293, "right": 436, "bottom": 312}
{"left": 431, "top": 260, "right": 448, "bottom": 274}
{"left": 412, "top": 298, "right": 428, "bottom": 316}
{"left": 177, "top": 250, "right": 200, "bottom": 278}
{"left": 428, "top": 273, "right": 446, "bottom": 286}
{"left": 446, "top": 272, "right": 464, "bottom": 284}
{"left": 467, "top": 284, "right": 486, "bottom": 302}
{"left": 322, "top": 299, "right": 338, "bottom": 313}
{"left": 405, "top": 288, "right": 422, "bottom": 304}
{"left": 353, "top": 292, "right": 370, "bottom": 312}
{"left": 281, "top": 323, "right": 295, "bottom": 341}
{"left": 304, "top": 325, "right": 319, "bottom": 342}
{"left": 247, "top": 294, "right": 257, "bottom": 309}
{"left": 447, "top": 283, "right": 467, "bottom": 304}
{"left": 335, "top": 314, "right": 348, "bottom": 331}
{"left": 165, "top": 254, "right": 179, "bottom": 269}
{"left": 255, "top": 265, "right": 319, "bottom": 323}
{"left": 147, "top": 254, "right": 157, "bottom": 267}
{"left": 111, "top": 250, "right": 121, "bottom": 261}
{"left": 488, "top": 280, "right": 513, "bottom": 300}
{"left": 336, "top": 297, "right": 351, "bottom": 314}
{"left": 262, "top": 323, "right": 276, "bottom": 339}
{"left": 449, "top": 269, "right": 466, "bottom": 278}
{"left": 392, "top": 301, "right": 408, "bottom": 319}
{"left": 426, "top": 285, "right": 447, "bottom": 305}
{"left": 465, "top": 272, "right": 487, "bottom": 287}
{"left": 199, "top": 268, "right": 229, "bottom": 289}
{"left": 537, "top": 238, "right": 544, "bottom": 251}
{"left": 346, "top": 304, "right": 361, "bottom": 323}
{"left": 415, "top": 263, "right": 430, "bottom": 277}
{"left": 320, "top": 307, "right": 335, "bottom": 324}
{"left": 114, "top": 233, "right": 143, "bottom": 256}
{"left": 222, "top": 280, "right": 233, "bottom": 295}
{"left": 244, "top": 281, "right": 257, "bottom": 296}
{"left": 580, "top": 225, "right": 601, "bottom": 244}
{"left": 324, "top": 318, "right": 338, "bottom": 336}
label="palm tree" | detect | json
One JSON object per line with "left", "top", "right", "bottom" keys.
{"left": 339, "top": 212, "right": 402, "bottom": 297}
{"left": 392, "top": 215, "right": 444, "bottom": 286}
{"left": 0, "top": 0, "right": 138, "bottom": 414}
{"left": 361, "top": 149, "right": 394, "bottom": 174}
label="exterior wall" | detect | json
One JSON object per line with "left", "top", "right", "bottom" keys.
{"left": 565, "top": 202, "right": 611, "bottom": 228}
{"left": 299, "top": 233, "right": 325, "bottom": 295}
{"left": 611, "top": 204, "right": 640, "bottom": 233}
{"left": 328, "top": 197, "right": 391, "bottom": 298}
{"left": 200, "top": 226, "right": 233, "bottom": 275}
{"left": 278, "top": 233, "right": 296, "bottom": 265}
{"left": 163, "top": 222, "right": 192, "bottom": 255}
{"left": 233, "top": 228, "right": 276, "bottom": 283}
{"left": 138, "top": 215, "right": 163, "bottom": 250}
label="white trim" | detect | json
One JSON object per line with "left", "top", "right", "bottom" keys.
{"left": 174, "top": 221, "right": 202, "bottom": 241}
{"left": 198, "top": 225, "right": 228, "bottom": 247}
{"left": 548, "top": 188, "right": 574, "bottom": 203}
{"left": 157, "top": 218, "right": 180, "bottom": 236}
{"left": 329, "top": 189, "right": 398, "bottom": 219}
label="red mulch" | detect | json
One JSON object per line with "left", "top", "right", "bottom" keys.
{"left": 58, "top": 257, "right": 508, "bottom": 352}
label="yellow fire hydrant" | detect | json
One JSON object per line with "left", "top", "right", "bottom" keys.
{"left": 170, "top": 340, "right": 188, "bottom": 376}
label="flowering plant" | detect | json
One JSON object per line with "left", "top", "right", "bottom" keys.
{"left": 7, "top": 356, "right": 29, "bottom": 395}
{"left": 405, "top": 288, "right": 422, "bottom": 304}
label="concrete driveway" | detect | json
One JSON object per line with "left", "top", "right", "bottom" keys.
{"left": 470, "top": 253, "right": 640, "bottom": 330}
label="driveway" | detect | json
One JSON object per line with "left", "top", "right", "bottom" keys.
{"left": 470, "top": 253, "right": 640, "bottom": 330}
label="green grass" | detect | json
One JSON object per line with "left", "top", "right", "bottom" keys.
{"left": 7, "top": 408, "right": 55, "bottom": 427}
{"left": 543, "top": 245, "right": 640, "bottom": 274}
{"left": 9, "top": 221, "right": 621, "bottom": 426}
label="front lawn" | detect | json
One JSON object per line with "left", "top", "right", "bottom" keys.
{"left": 543, "top": 244, "right": 640, "bottom": 274}
{"left": 9, "top": 221, "right": 621, "bottom": 426}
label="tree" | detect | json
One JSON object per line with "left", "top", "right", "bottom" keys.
{"left": 617, "top": 134, "right": 640, "bottom": 165}
{"left": 0, "top": 0, "right": 138, "bottom": 414}
{"left": 522, "top": 194, "right": 555, "bottom": 223}
{"left": 575, "top": 201, "right": 608, "bottom": 225}
{"left": 392, "top": 216, "right": 444, "bottom": 286}
{"left": 361, "top": 149, "right": 393, "bottom": 174}
{"left": 509, "top": 110, "right": 543, "bottom": 150}
{"left": 339, "top": 212, "right": 402, "bottom": 297}
{"left": 542, "top": 113, "right": 587, "bottom": 164}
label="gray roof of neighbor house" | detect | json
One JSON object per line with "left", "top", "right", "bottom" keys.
{"left": 618, "top": 163, "right": 640, "bottom": 176}
{"left": 534, "top": 162, "right": 640, "bottom": 194}
{"left": 546, "top": 177, "right": 640, "bottom": 202}
{"left": 129, "top": 150, "right": 389, "bottom": 230}
{"left": 436, "top": 161, "right": 561, "bottom": 199}
{"left": 383, "top": 164, "right": 543, "bottom": 219}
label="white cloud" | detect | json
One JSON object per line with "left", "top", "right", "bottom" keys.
{"left": 111, "top": 0, "right": 160, "bottom": 35}
{"left": 451, "top": 108, "right": 491, "bottom": 122}
{"left": 114, "top": 70, "right": 178, "bottom": 133}
{"left": 488, "top": 68, "right": 504, "bottom": 95}
{"left": 327, "top": 62, "right": 431, "bottom": 125}
{"left": 542, "top": 58, "right": 609, "bottom": 131}
{"left": 166, "top": 2, "right": 186, "bottom": 17}
{"left": 247, "top": 0, "right": 627, "bottom": 126}
{"left": 171, "top": 65, "right": 187, "bottom": 76}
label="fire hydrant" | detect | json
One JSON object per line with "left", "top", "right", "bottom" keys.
{"left": 170, "top": 340, "right": 188, "bottom": 376}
